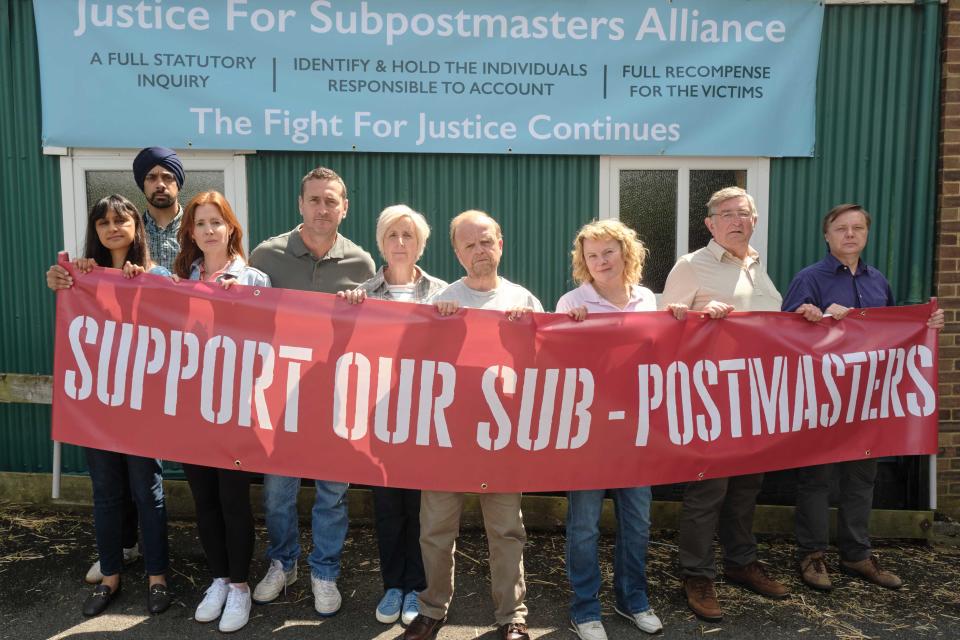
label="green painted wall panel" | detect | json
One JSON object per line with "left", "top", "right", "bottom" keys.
{"left": 0, "top": 0, "right": 66, "bottom": 473}
{"left": 767, "top": 4, "right": 942, "bottom": 304}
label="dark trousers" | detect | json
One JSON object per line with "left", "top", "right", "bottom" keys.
{"left": 119, "top": 471, "right": 139, "bottom": 549}
{"left": 677, "top": 474, "right": 764, "bottom": 579}
{"left": 795, "top": 460, "right": 877, "bottom": 562}
{"left": 85, "top": 448, "right": 168, "bottom": 576}
{"left": 373, "top": 487, "right": 426, "bottom": 592}
{"left": 182, "top": 464, "right": 254, "bottom": 583}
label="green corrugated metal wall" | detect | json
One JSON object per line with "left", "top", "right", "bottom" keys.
{"left": 0, "top": 0, "right": 86, "bottom": 473}
{"left": 767, "top": 3, "right": 943, "bottom": 303}
{"left": 0, "top": 2, "right": 943, "bottom": 473}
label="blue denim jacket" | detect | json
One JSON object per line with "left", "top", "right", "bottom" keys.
{"left": 188, "top": 257, "right": 271, "bottom": 287}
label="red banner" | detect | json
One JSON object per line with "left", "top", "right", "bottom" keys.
{"left": 51, "top": 265, "right": 939, "bottom": 493}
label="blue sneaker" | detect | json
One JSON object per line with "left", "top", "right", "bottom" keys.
{"left": 375, "top": 588, "right": 403, "bottom": 624}
{"left": 401, "top": 590, "right": 419, "bottom": 626}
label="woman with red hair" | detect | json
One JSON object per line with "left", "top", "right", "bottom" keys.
{"left": 174, "top": 191, "right": 270, "bottom": 634}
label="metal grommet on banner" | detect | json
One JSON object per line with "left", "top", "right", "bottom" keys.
{"left": 859, "top": 310, "right": 867, "bottom": 318}
{"left": 234, "top": 459, "right": 242, "bottom": 467}
{"left": 480, "top": 482, "right": 488, "bottom": 491}
{"left": 253, "top": 289, "right": 261, "bottom": 296}
{"left": 865, "top": 450, "right": 871, "bottom": 456}
{"left": 697, "top": 472, "right": 704, "bottom": 480}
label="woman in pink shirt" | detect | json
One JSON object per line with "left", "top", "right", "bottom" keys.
{"left": 556, "top": 220, "right": 664, "bottom": 640}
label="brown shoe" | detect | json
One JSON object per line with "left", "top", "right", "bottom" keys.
{"left": 724, "top": 561, "right": 790, "bottom": 599}
{"left": 840, "top": 555, "right": 903, "bottom": 589}
{"left": 683, "top": 576, "right": 722, "bottom": 622}
{"left": 403, "top": 614, "right": 446, "bottom": 640}
{"left": 799, "top": 552, "right": 833, "bottom": 591}
{"left": 498, "top": 622, "right": 530, "bottom": 640}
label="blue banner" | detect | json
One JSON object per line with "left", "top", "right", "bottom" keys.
{"left": 34, "top": 1, "right": 823, "bottom": 156}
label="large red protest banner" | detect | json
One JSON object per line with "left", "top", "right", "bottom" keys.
{"left": 51, "top": 266, "right": 939, "bottom": 493}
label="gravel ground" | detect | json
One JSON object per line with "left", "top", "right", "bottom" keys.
{"left": 1, "top": 502, "right": 959, "bottom": 639}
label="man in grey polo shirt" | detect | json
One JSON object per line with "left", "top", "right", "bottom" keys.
{"left": 248, "top": 166, "right": 375, "bottom": 616}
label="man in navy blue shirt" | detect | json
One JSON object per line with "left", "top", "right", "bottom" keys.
{"left": 782, "top": 203, "right": 944, "bottom": 592}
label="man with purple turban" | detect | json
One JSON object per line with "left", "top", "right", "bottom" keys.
{"left": 132, "top": 146, "right": 185, "bottom": 271}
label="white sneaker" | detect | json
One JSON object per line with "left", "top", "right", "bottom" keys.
{"left": 218, "top": 585, "right": 252, "bottom": 633}
{"left": 615, "top": 607, "right": 663, "bottom": 634}
{"left": 84, "top": 544, "right": 141, "bottom": 584}
{"left": 195, "top": 578, "right": 230, "bottom": 623}
{"left": 311, "top": 575, "right": 341, "bottom": 616}
{"left": 571, "top": 619, "right": 609, "bottom": 640}
{"left": 400, "top": 590, "right": 419, "bottom": 626}
{"left": 252, "top": 559, "right": 297, "bottom": 604}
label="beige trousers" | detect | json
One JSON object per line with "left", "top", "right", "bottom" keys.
{"left": 418, "top": 491, "right": 528, "bottom": 626}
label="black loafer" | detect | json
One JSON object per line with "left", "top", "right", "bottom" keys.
{"left": 147, "top": 583, "right": 172, "bottom": 614}
{"left": 82, "top": 584, "right": 119, "bottom": 617}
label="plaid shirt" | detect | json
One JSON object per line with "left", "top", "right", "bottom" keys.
{"left": 142, "top": 206, "right": 182, "bottom": 271}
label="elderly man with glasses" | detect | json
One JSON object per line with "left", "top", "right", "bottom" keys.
{"left": 660, "top": 186, "right": 794, "bottom": 623}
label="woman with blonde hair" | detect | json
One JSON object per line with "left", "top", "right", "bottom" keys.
{"left": 338, "top": 204, "right": 446, "bottom": 626}
{"left": 557, "top": 219, "right": 679, "bottom": 640}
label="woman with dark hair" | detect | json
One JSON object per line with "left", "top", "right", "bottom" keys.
{"left": 45, "top": 194, "right": 172, "bottom": 618}
{"left": 174, "top": 190, "right": 270, "bottom": 634}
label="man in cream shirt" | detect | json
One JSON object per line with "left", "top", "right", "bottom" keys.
{"left": 660, "top": 186, "right": 789, "bottom": 623}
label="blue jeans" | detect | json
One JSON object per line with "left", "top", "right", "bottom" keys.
{"left": 85, "top": 448, "right": 168, "bottom": 576}
{"left": 262, "top": 474, "right": 349, "bottom": 580}
{"left": 565, "top": 487, "right": 652, "bottom": 624}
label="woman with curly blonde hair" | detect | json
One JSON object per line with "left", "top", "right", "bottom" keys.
{"left": 557, "top": 219, "right": 671, "bottom": 639}
{"left": 566, "top": 219, "right": 649, "bottom": 314}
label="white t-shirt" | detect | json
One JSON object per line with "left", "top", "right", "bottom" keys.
{"left": 432, "top": 277, "right": 544, "bottom": 312}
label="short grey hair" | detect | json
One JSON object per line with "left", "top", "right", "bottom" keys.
{"left": 706, "top": 186, "right": 756, "bottom": 217}
{"left": 375, "top": 204, "right": 431, "bottom": 261}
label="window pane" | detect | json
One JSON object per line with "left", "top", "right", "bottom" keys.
{"left": 618, "top": 169, "right": 677, "bottom": 292}
{"left": 85, "top": 170, "right": 225, "bottom": 212}
{"left": 688, "top": 169, "right": 747, "bottom": 252}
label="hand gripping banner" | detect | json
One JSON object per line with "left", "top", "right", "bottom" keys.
{"left": 51, "top": 266, "right": 939, "bottom": 492}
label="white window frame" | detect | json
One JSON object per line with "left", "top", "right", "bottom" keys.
{"left": 598, "top": 156, "right": 771, "bottom": 261}
{"left": 48, "top": 147, "right": 250, "bottom": 259}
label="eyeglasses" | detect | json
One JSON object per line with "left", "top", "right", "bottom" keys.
{"left": 710, "top": 210, "right": 754, "bottom": 222}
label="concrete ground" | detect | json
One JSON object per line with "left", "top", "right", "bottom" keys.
{"left": 1, "top": 502, "right": 959, "bottom": 639}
